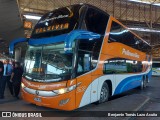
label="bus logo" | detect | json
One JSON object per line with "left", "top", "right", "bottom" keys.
{"left": 122, "top": 48, "right": 139, "bottom": 58}
{"left": 35, "top": 90, "right": 39, "bottom": 95}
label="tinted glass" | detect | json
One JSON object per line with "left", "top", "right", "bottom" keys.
{"left": 109, "top": 21, "right": 151, "bottom": 53}
{"left": 24, "top": 43, "right": 74, "bottom": 82}
{"left": 85, "top": 8, "right": 109, "bottom": 35}
{"left": 77, "top": 38, "right": 103, "bottom": 76}
{"left": 103, "top": 58, "right": 143, "bottom": 74}
{"left": 152, "top": 63, "right": 160, "bottom": 68}
{"left": 31, "top": 5, "right": 81, "bottom": 39}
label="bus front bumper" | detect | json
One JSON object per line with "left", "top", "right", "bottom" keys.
{"left": 21, "top": 88, "right": 76, "bottom": 111}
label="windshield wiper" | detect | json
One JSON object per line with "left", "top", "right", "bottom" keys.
{"left": 45, "top": 74, "right": 62, "bottom": 79}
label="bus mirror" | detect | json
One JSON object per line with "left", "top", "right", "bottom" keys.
{"left": 9, "top": 38, "right": 28, "bottom": 55}
{"left": 64, "top": 30, "right": 100, "bottom": 54}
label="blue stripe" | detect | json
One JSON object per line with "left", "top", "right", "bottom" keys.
{"left": 114, "top": 75, "right": 142, "bottom": 95}
{"left": 114, "top": 70, "right": 152, "bottom": 95}
{"left": 9, "top": 30, "right": 101, "bottom": 54}
{"left": 29, "top": 30, "right": 100, "bottom": 46}
{"left": 119, "top": 77, "right": 141, "bottom": 93}
{"left": 29, "top": 34, "right": 67, "bottom": 45}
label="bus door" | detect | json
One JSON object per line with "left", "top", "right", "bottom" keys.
{"left": 90, "top": 53, "right": 102, "bottom": 103}
{"left": 90, "top": 73, "right": 99, "bottom": 103}
{"left": 75, "top": 52, "right": 92, "bottom": 108}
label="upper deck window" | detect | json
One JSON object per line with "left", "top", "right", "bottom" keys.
{"left": 31, "top": 5, "right": 82, "bottom": 39}
{"left": 84, "top": 7, "right": 109, "bottom": 35}
{"left": 109, "top": 21, "right": 151, "bottom": 53}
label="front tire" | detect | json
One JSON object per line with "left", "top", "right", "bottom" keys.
{"left": 99, "top": 82, "right": 109, "bottom": 103}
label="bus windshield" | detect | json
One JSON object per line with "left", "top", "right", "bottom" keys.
{"left": 24, "top": 43, "right": 73, "bottom": 82}
{"left": 31, "top": 5, "right": 81, "bottom": 39}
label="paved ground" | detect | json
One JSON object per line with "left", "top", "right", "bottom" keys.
{"left": 134, "top": 76, "right": 160, "bottom": 120}
{"left": 0, "top": 76, "right": 160, "bottom": 120}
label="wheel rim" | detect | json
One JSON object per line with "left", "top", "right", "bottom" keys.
{"left": 100, "top": 86, "right": 108, "bottom": 103}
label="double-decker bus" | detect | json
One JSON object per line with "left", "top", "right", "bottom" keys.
{"left": 10, "top": 4, "right": 152, "bottom": 110}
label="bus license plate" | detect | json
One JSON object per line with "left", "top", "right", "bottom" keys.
{"left": 34, "top": 97, "right": 41, "bottom": 102}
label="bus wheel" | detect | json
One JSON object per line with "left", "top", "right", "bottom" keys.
{"left": 99, "top": 82, "right": 109, "bottom": 103}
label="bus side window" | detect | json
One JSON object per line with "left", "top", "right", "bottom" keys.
{"left": 84, "top": 54, "right": 90, "bottom": 71}
{"left": 77, "top": 51, "right": 91, "bottom": 75}
{"left": 109, "top": 21, "right": 151, "bottom": 53}
{"left": 76, "top": 37, "right": 103, "bottom": 76}
{"left": 109, "top": 21, "right": 123, "bottom": 43}
{"left": 85, "top": 8, "right": 109, "bottom": 35}
{"left": 103, "top": 58, "right": 143, "bottom": 74}
{"left": 91, "top": 37, "right": 103, "bottom": 69}
{"left": 77, "top": 56, "right": 83, "bottom": 73}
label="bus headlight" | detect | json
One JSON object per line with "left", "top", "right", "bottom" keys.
{"left": 53, "top": 82, "right": 81, "bottom": 95}
{"left": 21, "top": 83, "right": 26, "bottom": 88}
{"left": 57, "top": 88, "right": 68, "bottom": 94}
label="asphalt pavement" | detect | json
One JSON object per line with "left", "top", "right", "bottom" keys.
{"left": 0, "top": 76, "right": 160, "bottom": 120}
